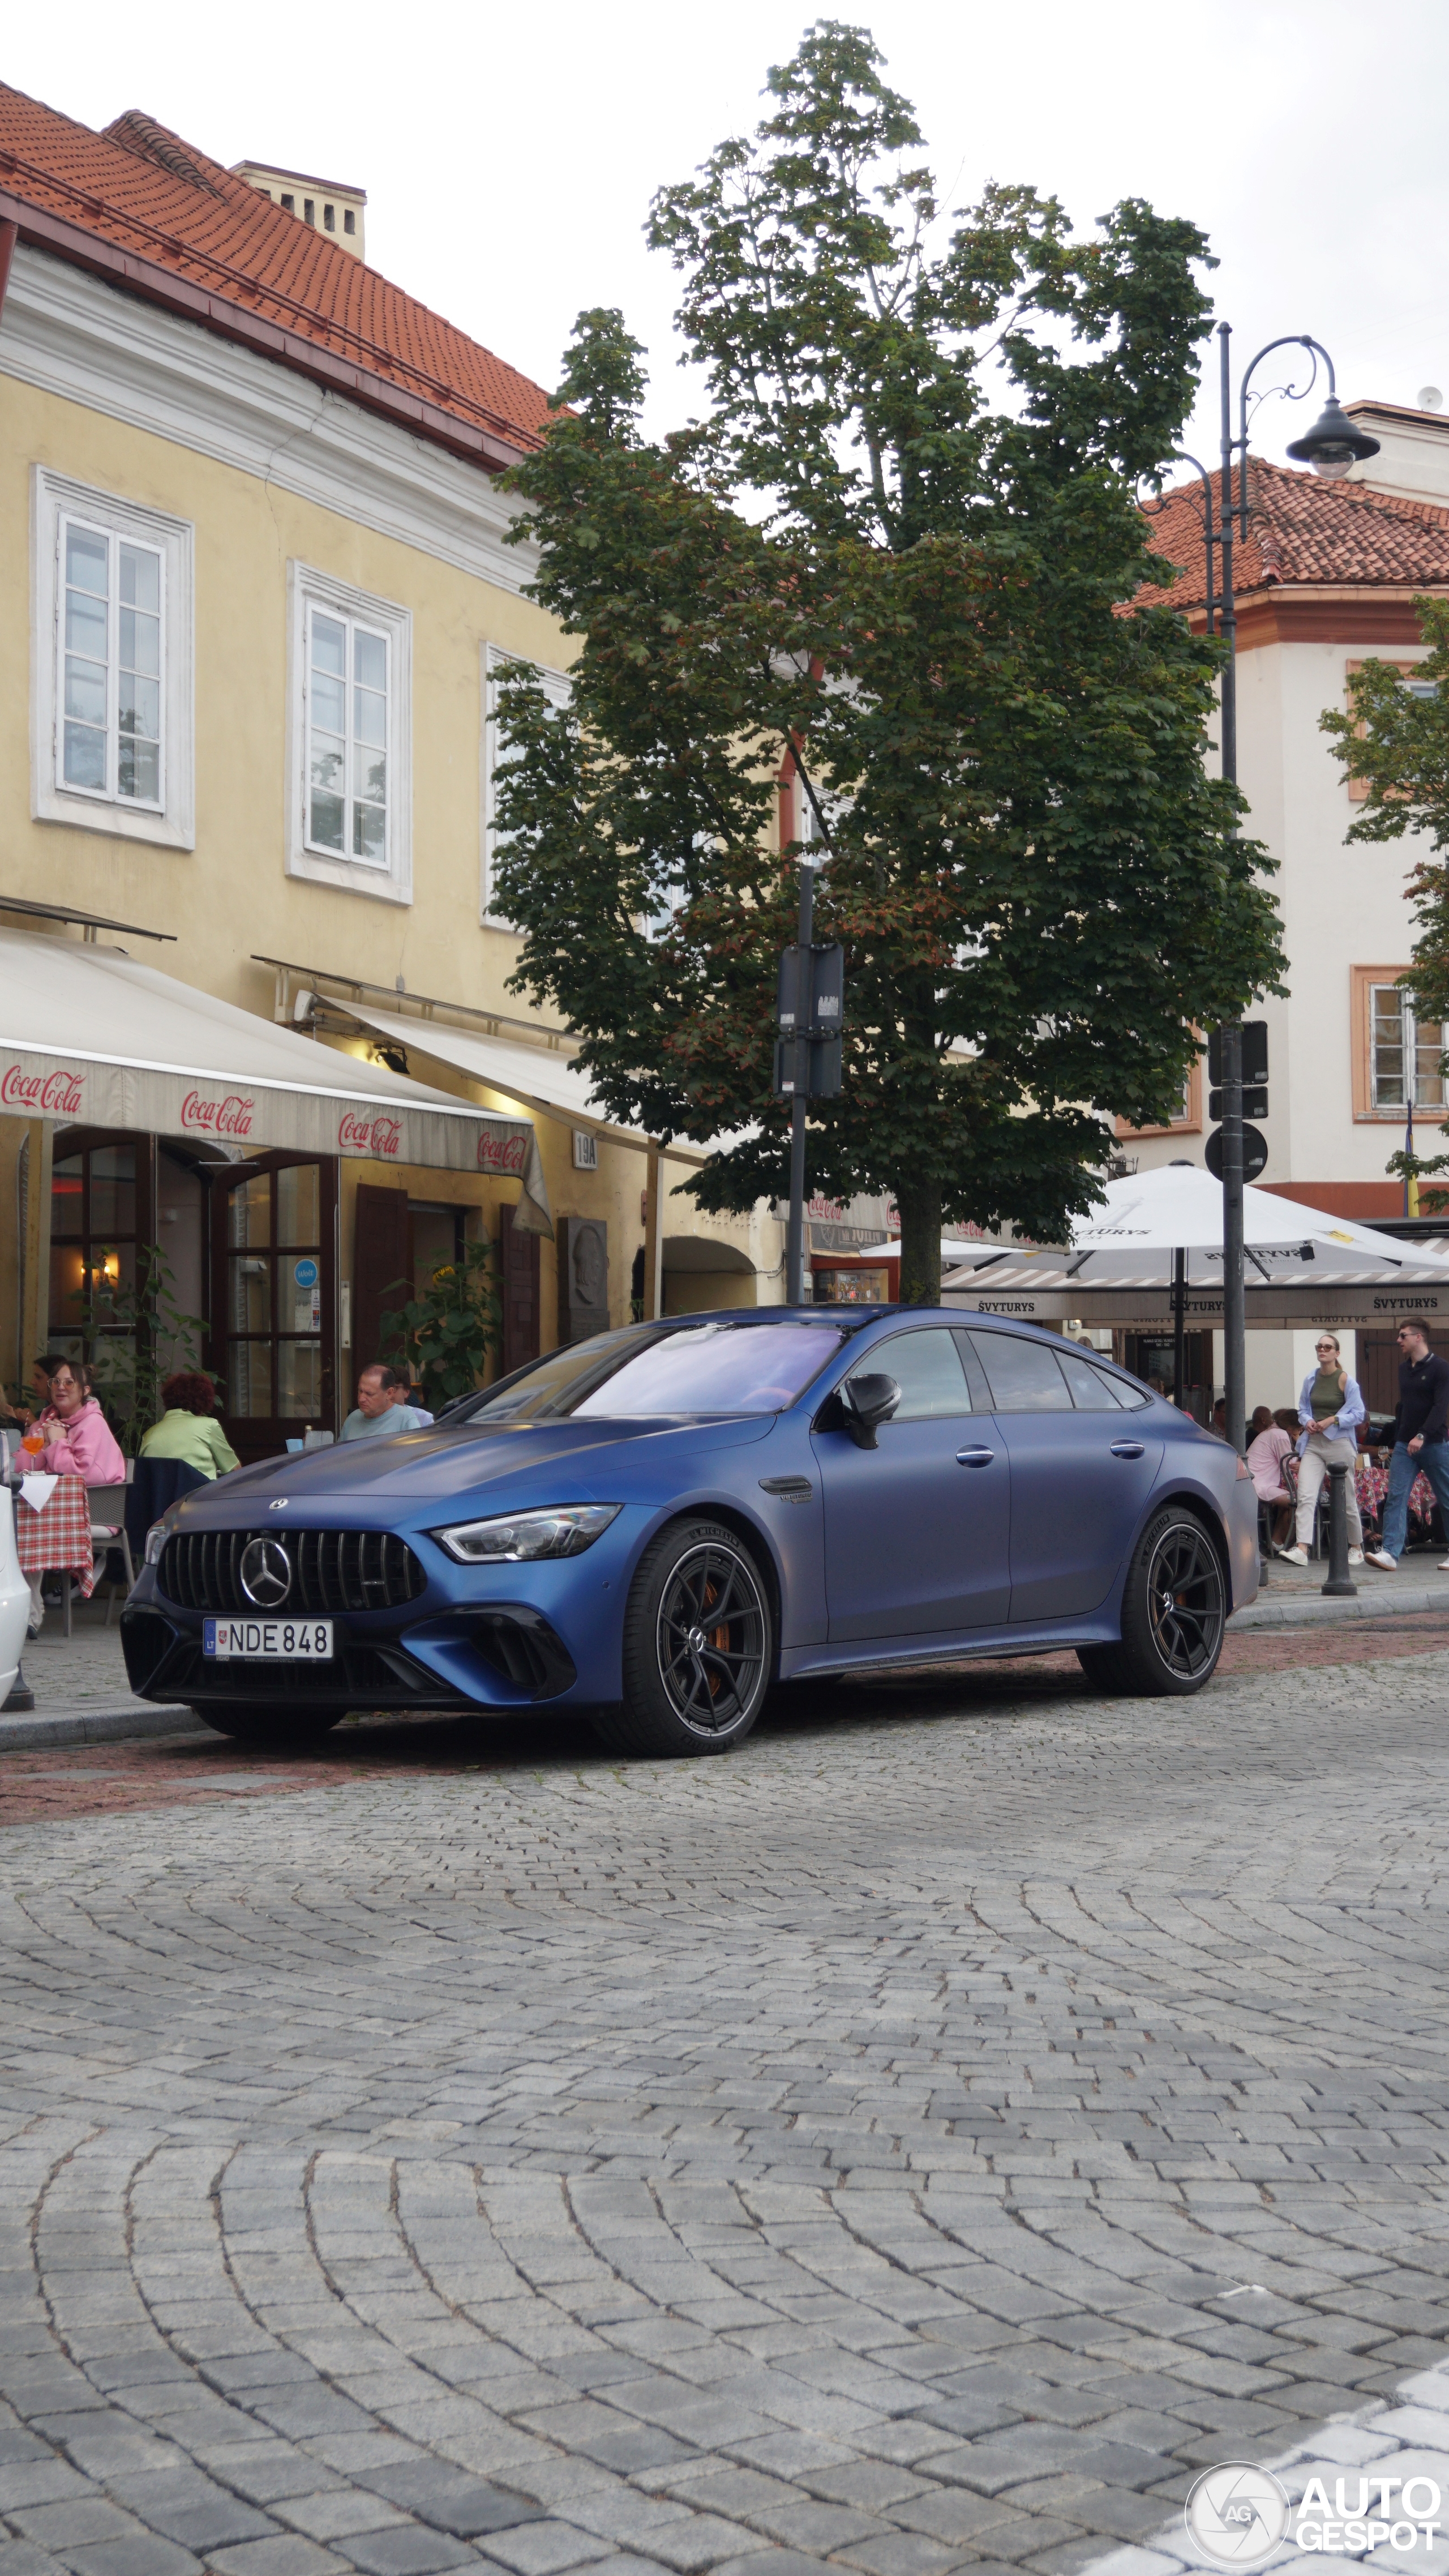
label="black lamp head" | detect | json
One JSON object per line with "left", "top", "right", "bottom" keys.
{"left": 1286, "top": 396, "right": 1381, "bottom": 481}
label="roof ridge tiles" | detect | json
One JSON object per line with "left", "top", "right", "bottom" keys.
{"left": 0, "top": 78, "right": 554, "bottom": 463}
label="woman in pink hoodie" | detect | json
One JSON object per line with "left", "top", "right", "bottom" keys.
{"left": 32, "top": 1360, "right": 126, "bottom": 1483}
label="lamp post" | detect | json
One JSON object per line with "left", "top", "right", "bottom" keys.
{"left": 1163, "top": 324, "right": 1379, "bottom": 1450}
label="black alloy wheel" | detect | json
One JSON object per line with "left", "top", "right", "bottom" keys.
{"left": 1077, "top": 1507, "right": 1227, "bottom": 1698}
{"left": 594, "top": 1518, "right": 773, "bottom": 1757}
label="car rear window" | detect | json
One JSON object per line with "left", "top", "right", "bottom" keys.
{"left": 966, "top": 1332, "right": 1073, "bottom": 1411}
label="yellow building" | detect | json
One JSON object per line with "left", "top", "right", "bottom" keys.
{"left": 0, "top": 83, "right": 781, "bottom": 1457}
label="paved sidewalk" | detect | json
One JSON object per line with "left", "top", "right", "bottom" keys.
{"left": 5, "top": 1650, "right": 1449, "bottom": 2573}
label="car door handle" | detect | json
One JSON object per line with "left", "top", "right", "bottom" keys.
{"left": 955, "top": 1447, "right": 996, "bottom": 1467}
{"left": 1109, "top": 1440, "right": 1146, "bottom": 1459}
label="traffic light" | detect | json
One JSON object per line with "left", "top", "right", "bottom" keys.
{"left": 1206, "top": 1021, "right": 1268, "bottom": 1180}
{"left": 1207, "top": 1020, "right": 1268, "bottom": 1105}
{"left": 774, "top": 942, "right": 845, "bottom": 1099}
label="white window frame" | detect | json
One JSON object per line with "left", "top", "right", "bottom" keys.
{"left": 287, "top": 563, "right": 411, "bottom": 905}
{"left": 1370, "top": 983, "right": 1444, "bottom": 1115}
{"left": 31, "top": 468, "right": 194, "bottom": 850}
{"left": 482, "top": 641, "right": 571, "bottom": 928}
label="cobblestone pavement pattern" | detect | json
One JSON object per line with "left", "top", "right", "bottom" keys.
{"left": 4, "top": 1649, "right": 1449, "bottom": 2576}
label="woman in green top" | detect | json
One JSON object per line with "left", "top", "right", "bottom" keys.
{"left": 139, "top": 1372, "right": 240, "bottom": 1479}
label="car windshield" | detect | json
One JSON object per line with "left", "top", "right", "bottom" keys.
{"left": 465, "top": 1320, "right": 846, "bottom": 1423}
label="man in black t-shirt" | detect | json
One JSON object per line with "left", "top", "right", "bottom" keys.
{"left": 1366, "top": 1316, "right": 1449, "bottom": 1571}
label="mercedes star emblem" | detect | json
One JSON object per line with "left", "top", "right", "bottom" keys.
{"left": 239, "top": 1535, "right": 292, "bottom": 1609}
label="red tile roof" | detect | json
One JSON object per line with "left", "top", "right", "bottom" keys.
{"left": 1138, "top": 456, "right": 1449, "bottom": 610}
{"left": 0, "top": 82, "right": 552, "bottom": 469}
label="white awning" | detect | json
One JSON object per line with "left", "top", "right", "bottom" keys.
{"left": 337, "top": 1000, "right": 723, "bottom": 1167}
{"left": 0, "top": 930, "right": 552, "bottom": 1232}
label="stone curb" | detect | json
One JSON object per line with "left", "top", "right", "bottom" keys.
{"left": 5, "top": 1586, "right": 1449, "bottom": 1750}
{"left": 1233, "top": 1581, "right": 1449, "bottom": 1629}
{"left": 0, "top": 1703, "right": 202, "bottom": 1752}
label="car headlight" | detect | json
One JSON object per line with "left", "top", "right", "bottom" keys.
{"left": 144, "top": 1521, "right": 169, "bottom": 1566}
{"left": 431, "top": 1504, "right": 621, "bottom": 1563}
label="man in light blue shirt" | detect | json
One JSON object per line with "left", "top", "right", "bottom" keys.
{"left": 340, "top": 1364, "right": 431, "bottom": 1441}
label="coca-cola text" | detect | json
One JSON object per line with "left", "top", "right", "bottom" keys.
{"left": 0, "top": 1062, "right": 85, "bottom": 1117}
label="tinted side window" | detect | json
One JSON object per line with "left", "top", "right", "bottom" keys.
{"left": 867, "top": 1328, "right": 973, "bottom": 1420}
{"left": 1056, "top": 1349, "right": 1126, "bottom": 1410}
{"left": 966, "top": 1330, "right": 1072, "bottom": 1412}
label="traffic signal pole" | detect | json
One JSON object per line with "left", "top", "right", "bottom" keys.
{"left": 784, "top": 855, "right": 814, "bottom": 1307}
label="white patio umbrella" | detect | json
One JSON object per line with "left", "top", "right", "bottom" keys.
{"left": 942, "top": 1165, "right": 1449, "bottom": 1291}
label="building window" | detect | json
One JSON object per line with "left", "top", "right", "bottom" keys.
{"left": 306, "top": 605, "right": 389, "bottom": 865}
{"left": 1352, "top": 966, "right": 1447, "bottom": 1121}
{"left": 324, "top": 202, "right": 335, "bottom": 231}
{"left": 1345, "top": 660, "right": 1437, "bottom": 801}
{"left": 1114, "top": 1053, "right": 1202, "bottom": 1140}
{"left": 482, "top": 642, "right": 571, "bottom": 926}
{"left": 344, "top": 208, "right": 355, "bottom": 234}
{"left": 32, "top": 470, "right": 194, "bottom": 850}
{"left": 1370, "top": 983, "right": 1443, "bottom": 1111}
{"left": 288, "top": 565, "right": 411, "bottom": 904}
{"left": 304, "top": 198, "right": 315, "bottom": 225}
{"left": 281, "top": 192, "right": 294, "bottom": 212}
{"left": 58, "top": 516, "right": 164, "bottom": 808}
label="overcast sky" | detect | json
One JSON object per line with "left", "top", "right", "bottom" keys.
{"left": 8, "top": 0, "right": 1446, "bottom": 477}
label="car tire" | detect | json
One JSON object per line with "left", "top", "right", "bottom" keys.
{"left": 1076, "top": 1508, "right": 1227, "bottom": 1697}
{"left": 593, "top": 1518, "right": 773, "bottom": 1758}
{"left": 191, "top": 1705, "right": 345, "bottom": 1745}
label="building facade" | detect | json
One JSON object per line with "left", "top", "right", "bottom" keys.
{"left": 1117, "top": 413, "right": 1449, "bottom": 1412}
{"left": 0, "top": 83, "right": 781, "bottom": 1449}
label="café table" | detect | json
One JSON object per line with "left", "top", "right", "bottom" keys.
{"left": 12, "top": 1473, "right": 97, "bottom": 1637}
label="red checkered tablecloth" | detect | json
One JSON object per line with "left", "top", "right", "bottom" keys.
{"left": 12, "top": 1474, "right": 98, "bottom": 1598}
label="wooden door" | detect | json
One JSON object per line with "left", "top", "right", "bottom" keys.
{"left": 209, "top": 1156, "right": 337, "bottom": 1464}
{"left": 1356, "top": 1330, "right": 1402, "bottom": 1420}
{"left": 353, "top": 1184, "right": 411, "bottom": 1380}
{"left": 500, "top": 1203, "right": 540, "bottom": 1374}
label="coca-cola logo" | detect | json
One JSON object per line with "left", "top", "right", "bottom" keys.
{"left": 338, "top": 1110, "right": 402, "bottom": 1157}
{"left": 181, "top": 1089, "right": 255, "bottom": 1139}
{"left": 0, "top": 1062, "right": 85, "bottom": 1116}
{"left": 478, "top": 1132, "right": 528, "bottom": 1176}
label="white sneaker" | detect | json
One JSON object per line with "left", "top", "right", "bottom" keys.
{"left": 1367, "top": 1550, "right": 1398, "bottom": 1571}
{"left": 1279, "top": 1545, "right": 1310, "bottom": 1567}
{"left": 1438, "top": 1559, "right": 1449, "bottom": 1573}
{"left": 1348, "top": 1549, "right": 1364, "bottom": 1567}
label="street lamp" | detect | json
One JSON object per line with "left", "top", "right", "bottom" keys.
{"left": 1161, "top": 324, "right": 1378, "bottom": 1450}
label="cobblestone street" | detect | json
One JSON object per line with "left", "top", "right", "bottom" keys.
{"left": 5, "top": 1646, "right": 1449, "bottom": 2576}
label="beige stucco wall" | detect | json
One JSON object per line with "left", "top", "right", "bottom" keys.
{"left": 0, "top": 330, "right": 779, "bottom": 1394}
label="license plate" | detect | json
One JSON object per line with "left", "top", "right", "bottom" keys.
{"left": 204, "top": 1618, "right": 334, "bottom": 1661}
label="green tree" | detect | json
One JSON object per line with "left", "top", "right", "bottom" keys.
{"left": 1321, "top": 598, "right": 1449, "bottom": 1204}
{"left": 493, "top": 22, "right": 1284, "bottom": 1299}
{"left": 379, "top": 1239, "right": 503, "bottom": 1411}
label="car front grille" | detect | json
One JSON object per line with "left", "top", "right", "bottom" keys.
{"left": 158, "top": 1528, "right": 426, "bottom": 1616}
{"left": 159, "top": 1638, "right": 455, "bottom": 1705}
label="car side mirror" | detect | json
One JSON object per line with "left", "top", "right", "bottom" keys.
{"left": 838, "top": 1372, "right": 902, "bottom": 1450}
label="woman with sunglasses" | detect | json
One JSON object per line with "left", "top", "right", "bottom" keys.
{"left": 1279, "top": 1332, "right": 1365, "bottom": 1568}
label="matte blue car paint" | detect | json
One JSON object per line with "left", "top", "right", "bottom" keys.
{"left": 122, "top": 1308, "right": 1258, "bottom": 1712}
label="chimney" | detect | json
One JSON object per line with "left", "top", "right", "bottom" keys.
{"left": 231, "top": 160, "right": 366, "bottom": 260}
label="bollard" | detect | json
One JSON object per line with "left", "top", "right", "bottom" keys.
{"left": 1322, "top": 1460, "right": 1357, "bottom": 1597}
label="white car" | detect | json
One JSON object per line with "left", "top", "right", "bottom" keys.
{"left": 0, "top": 1489, "right": 30, "bottom": 1708}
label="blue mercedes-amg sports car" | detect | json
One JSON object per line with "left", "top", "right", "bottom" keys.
{"left": 121, "top": 1308, "right": 1259, "bottom": 1756}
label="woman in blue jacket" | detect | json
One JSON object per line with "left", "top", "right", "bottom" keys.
{"left": 1279, "top": 1332, "right": 1365, "bottom": 1567}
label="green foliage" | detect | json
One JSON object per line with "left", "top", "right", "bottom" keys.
{"left": 1322, "top": 598, "right": 1449, "bottom": 1042}
{"left": 379, "top": 1238, "right": 503, "bottom": 1410}
{"left": 494, "top": 22, "right": 1284, "bottom": 1300}
{"left": 79, "top": 1242, "right": 212, "bottom": 1455}
{"left": 1386, "top": 1144, "right": 1449, "bottom": 1214}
